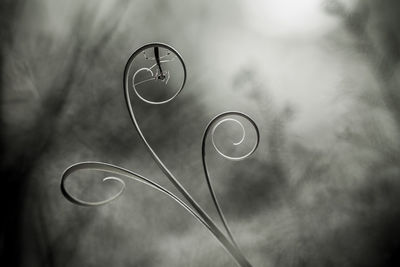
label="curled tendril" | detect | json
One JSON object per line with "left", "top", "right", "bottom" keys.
{"left": 129, "top": 43, "right": 185, "bottom": 105}
{"left": 61, "top": 43, "right": 255, "bottom": 267}
{"left": 211, "top": 117, "right": 258, "bottom": 161}
{"left": 124, "top": 45, "right": 252, "bottom": 266}
{"left": 62, "top": 175, "right": 125, "bottom": 207}
{"left": 61, "top": 162, "right": 208, "bottom": 227}
{"left": 202, "top": 111, "right": 260, "bottom": 247}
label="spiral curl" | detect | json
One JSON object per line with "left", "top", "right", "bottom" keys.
{"left": 129, "top": 43, "right": 186, "bottom": 105}
{"left": 202, "top": 111, "right": 260, "bottom": 247}
{"left": 61, "top": 43, "right": 256, "bottom": 267}
{"left": 210, "top": 115, "right": 259, "bottom": 161}
{"left": 60, "top": 161, "right": 209, "bottom": 229}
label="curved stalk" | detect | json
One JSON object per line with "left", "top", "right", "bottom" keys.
{"left": 61, "top": 161, "right": 251, "bottom": 266}
{"left": 123, "top": 43, "right": 253, "bottom": 267}
{"left": 61, "top": 43, "right": 257, "bottom": 267}
{"left": 201, "top": 112, "right": 260, "bottom": 248}
{"left": 61, "top": 161, "right": 208, "bottom": 227}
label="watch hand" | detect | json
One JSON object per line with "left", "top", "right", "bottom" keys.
{"left": 154, "top": 47, "right": 165, "bottom": 79}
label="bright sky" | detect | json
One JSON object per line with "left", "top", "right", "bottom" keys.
{"left": 198, "top": 0, "right": 363, "bottom": 146}
{"left": 243, "top": 0, "right": 339, "bottom": 36}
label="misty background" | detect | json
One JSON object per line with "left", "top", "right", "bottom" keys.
{"left": 1, "top": 0, "right": 400, "bottom": 266}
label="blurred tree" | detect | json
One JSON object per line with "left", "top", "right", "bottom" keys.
{"left": 1, "top": 1, "right": 211, "bottom": 266}
{"left": 1, "top": 1, "right": 26, "bottom": 266}
{"left": 325, "top": 0, "right": 400, "bottom": 128}
{"left": 324, "top": 0, "right": 400, "bottom": 265}
{"left": 0, "top": 1, "right": 133, "bottom": 266}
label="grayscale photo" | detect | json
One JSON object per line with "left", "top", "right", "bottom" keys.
{"left": 1, "top": 0, "right": 400, "bottom": 266}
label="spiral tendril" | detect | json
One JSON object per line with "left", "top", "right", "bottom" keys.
{"left": 130, "top": 44, "right": 184, "bottom": 105}
{"left": 61, "top": 162, "right": 209, "bottom": 228}
{"left": 61, "top": 43, "right": 256, "bottom": 267}
{"left": 202, "top": 111, "right": 260, "bottom": 247}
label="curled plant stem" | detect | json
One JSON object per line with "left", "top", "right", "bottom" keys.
{"left": 61, "top": 43, "right": 257, "bottom": 267}
{"left": 61, "top": 162, "right": 208, "bottom": 227}
{"left": 123, "top": 43, "right": 252, "bottom": 267}
{"left": 202, "top": 112, "right": 260, "bottom": 248}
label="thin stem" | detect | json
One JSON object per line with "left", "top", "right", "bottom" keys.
{"left": 123, "top": 44, "right": 253, "bottom": 267}
{"left": 201, "top": 112, "right": 260, "bottom": 248}
{"left": 61, "top": 161, "right": 209, "bottom": 228}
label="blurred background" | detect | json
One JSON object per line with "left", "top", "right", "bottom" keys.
{"left": 1, "top": 0, "right": 400, "bottom": 266}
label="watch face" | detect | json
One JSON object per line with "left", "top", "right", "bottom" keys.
{"left": 125, "top": 43, "right": 186, "bottom": 104}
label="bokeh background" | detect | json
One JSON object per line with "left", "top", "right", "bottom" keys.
{"left": 1, "top": 0, "right": 400, "bottom": 266}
